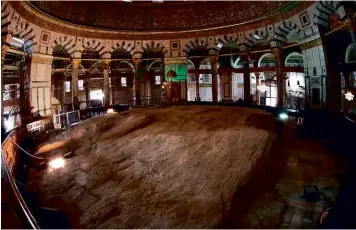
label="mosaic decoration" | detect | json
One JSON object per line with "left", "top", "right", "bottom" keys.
{"left": 89, "top": 78, "right": 104, "bottom": 88}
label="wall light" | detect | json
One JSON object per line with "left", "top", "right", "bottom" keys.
{"left": 278, "top": 113, "right": 289, "bottom": 120}
{"left": 107, "top": 108, "right": 114, "bottom": 114}
{"left": 13, "top": 37, "right": 24, "bottom": 44}
{"left": 345, "top": 91, "right": 354, "bottom": 101}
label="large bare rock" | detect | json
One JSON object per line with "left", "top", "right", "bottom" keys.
{"left": 34, "top": 106, "right": 276, "bottom": 228}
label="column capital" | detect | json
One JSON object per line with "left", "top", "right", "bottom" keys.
{"left": 1, "top": 44, "right": 10, "bottom": 60}
{"left": 101, "top": 59, "right": 111, "bottom": 69}
{"left": 133, "top": 58, "right": 141, "bottom": 68}
{"left": 270, "top": 41, "right": 283, "bottom": 49}
{"left": 72, "top": 59, "right": 81, "bottom": 69}
{"left": 239, "top": 45, "right": 251, "bottom": 52}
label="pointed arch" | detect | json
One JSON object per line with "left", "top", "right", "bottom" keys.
{"left": 314, "top": 1, "right": 339, "bottom": 28}
{"left": 110, "top": 40, "right": 135, "bottom": 56}
{"left": 271, "top": 21, "right": 304, "bottom": 47}
{"left": 11, "top": 22, "right": 37, "bottom": 53}
{"left": 80, "top": 39, "right": 108, "bottom": 57}
{"left": 51, "top": 36, "right": 76, "bottom": 57}
{"left": 183, "top": 38, "right": 209, "bottom": 54}
{"left": 142, "top": 41, "right": 169, "bottom": 54}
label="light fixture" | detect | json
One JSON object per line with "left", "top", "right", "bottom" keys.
{"left": 278, "top": 113, "right": 288, "bottom": 120}
{"left": 345, "top": 91, "right": 354, "bottom": 101}
{"left": 49, "top": 157, "right": 65, "bottom": 170}
{"left": 253, "top": 34, "right": 262, "bottom": 40}
{"left": 217, "top": 42, "right": 223, "bottom": 48}
{"left": 161, "top": 85, "right": 165, "bottom": 89}
{"left": 107, "top": 108, "right": 114, "bottom": 114}
{"left": 13, "top": 37, "right": 24, "bottom": 44}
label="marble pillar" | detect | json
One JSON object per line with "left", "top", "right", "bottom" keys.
{"left": 272, "top": 47, "right": 285, "bottom": 107}
{"left": 29, "top": 53, "right": 53, "bottom": 116}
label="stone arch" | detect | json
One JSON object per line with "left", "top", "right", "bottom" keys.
{"left": 215, "top": 34, "right": 238, "bottom": 50}
{"left": 345, "top": 43, "right": 356, "bottom": 64}
{"left": 110, "top": 40, "right": 135, "bottom": 56}
{"left": 314, "top": 1, "right": 339, "bottom": 28}
{"left": 285, "top": 52, "right": 303, "bottom": 67}
{"left": 51, "top": 36, "right": 77, "bottom": 57}
{"left": 245, "top": 27, "right": 270, "bottom": 48}
{"left": 258, "top": 53, "right": 275, "bottom": 67}
{"left": 11, "top": 22, "right": 37, "bottom": 53}
{"left": 142, "top": 41, "right": 169, "bottom": 54}
{"left": 80, "top": 39, "right": 108, "bottom": 57}
{"left": 183, "top": 38, "right": 209, "bottom": 53}
{"left": 1, "top": 2, "right": 14, "bottom": 43}
{"left": 271, "top": 20, "right": 304, "bottom": 47}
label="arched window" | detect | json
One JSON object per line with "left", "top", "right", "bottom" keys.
{"left": 345, "top": 43, "right": 356, "bottom": 64}
{"left": 285, "top": 52, "right": 303, "bottom": 67}
{"left": 258, "top": 53, "right": 275, "bottom": 67}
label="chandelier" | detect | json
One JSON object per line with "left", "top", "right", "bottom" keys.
{"left": 345, "top": 91, "right": 354, "bottom": 101}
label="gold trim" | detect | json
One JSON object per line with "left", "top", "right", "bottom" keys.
{"left": 32, "top": 56, "right": 53, "bottom": 64}
{"left": 164, "top": 58, "right": 187, "bottom": 65}
{"left": 72, "top": 59, "right": 81, "bottom": 69}
{"left": 300, "top": 38, "right": 322, "bottom": 50}
{"left": 1, "top": 44, "right": 10, "bottom": 60}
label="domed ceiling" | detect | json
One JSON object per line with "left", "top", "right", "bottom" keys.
{"left": 29, "top": 1, "right": 304, "bottom": 31}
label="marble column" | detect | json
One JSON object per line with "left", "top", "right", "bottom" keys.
{"left": 195, "top": 70, "right": 200, "bottom": 101}
{"left": 1, "top": 44, "right": 9, "bottom": 125}
{"left": 241, "top": 53, "right": 251, "bottom": 104}
{"left": 255, "top": 72, "right": 261, "bottom": 105}
{"left": 133, "top": 58, "right": 142, "bottom": 106}
{"left": 71, "top": 60, "right": 80, "bottom": 99}
{"left": 29, "top": 53, "right": 53, "bottom": 116}
{"left": 210, "top": 54, "right": 218, "bottom": 103}
{"left": 272, "top": 47, "right": 285, "bottom": 107}
{"left": 102, "top": 59, "right": 111, "bottom": 109}
{"left": 71, "top": 59, "right": 80, "bottom": 110}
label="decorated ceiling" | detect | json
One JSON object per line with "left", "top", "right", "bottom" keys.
{"left": 30, "top": 1, "right": 305, "bottom": 31}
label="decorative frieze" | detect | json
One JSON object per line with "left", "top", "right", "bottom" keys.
{"left": 32, "top": 56, "right": 53, "bottom": 65}
{"left": 300, "top": 38, "right": 322, "bottom": 50}
{"left": 30, "top": 81, "right": 51, "bottom": 88}
{"left": 89, "top": 78, "right": 104, "bottom": 88}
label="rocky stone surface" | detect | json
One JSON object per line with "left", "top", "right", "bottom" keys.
{"left": 32, "top": 106, "right": 277, "bottom": 228}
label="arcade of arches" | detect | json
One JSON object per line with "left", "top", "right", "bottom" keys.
{"left": 1, "top": 1, "right": 356, "bottom": 132}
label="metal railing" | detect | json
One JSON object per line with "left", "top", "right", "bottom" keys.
{"left": 53, "top": 110, "right": 80, "bottom": 129}
{"left": 1, "top": 129, "right": 40, "bottom": 229}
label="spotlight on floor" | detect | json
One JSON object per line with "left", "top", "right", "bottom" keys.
{"left": 278, "top": 113, "right": 288, "bottom": 121}
{"left": 49, "top": 157, "right": 65, "bottom": 170}
{"left": 107, "top": 108, "right": 115, "bottom": 114}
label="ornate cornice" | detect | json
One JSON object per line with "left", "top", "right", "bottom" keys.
{"left": 10, "top": 1, "right": 314, "bottom": 40}
{"left": 32, "top": 56, "right": 53, "bottom": 64}
{"left": 300, "top": 38, "right": 323, "bottom": 50}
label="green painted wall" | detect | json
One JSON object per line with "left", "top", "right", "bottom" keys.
{"left": 164, "top": 63, "right": 187, "bottom": 82}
